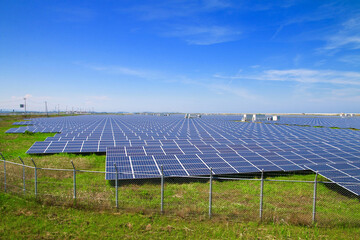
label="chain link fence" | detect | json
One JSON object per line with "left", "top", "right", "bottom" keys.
{"left": 1, "top": 157, "right": 359, "bottom": 226}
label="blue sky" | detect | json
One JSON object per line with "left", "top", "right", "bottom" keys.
{"left": 1, "top": 0, "right": 360, "bottom": 113}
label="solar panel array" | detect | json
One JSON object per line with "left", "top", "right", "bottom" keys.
{"left": 306, "top": 162, "right": 360, "bottom": 195}
{"left": 6, "top": 116, "right": 96, "bottom": 133}
{"left": 265, "top": 116, "right": 360, "bottom": 129}
{"left": 5, "top": 115, "right": 360, "bottom": 195}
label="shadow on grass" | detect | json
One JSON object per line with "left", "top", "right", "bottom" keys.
{"left": 322, "top": 182, "right": 360, "bottom": 201}
{"left": 107, "top": 170, "right": 315, "bottom": 187}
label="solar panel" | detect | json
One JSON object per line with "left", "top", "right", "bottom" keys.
{"left": 5, "top": 114, "right": 360, "bottom": 195}
{"left": 306, "top": 162, "right": 360, "bottom": 195}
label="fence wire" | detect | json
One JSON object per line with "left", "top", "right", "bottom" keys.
{"left": 1, "top": 159, "right": 359, "bottom": 226}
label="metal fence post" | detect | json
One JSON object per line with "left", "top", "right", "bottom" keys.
{"left": 19, "top": 157, "right": 26, "bottom": 195}
{"left": 1, "top": 153, "right": 6, "bottom": 193}
{"left": 209, "top": 167, "right": 213, "bottom": 219}
{"left": 114, "top": 163, "right": 118, "bottom": 208}
{"left": 71, "top": 161, "right": 76, "bottom": 201}
{"left": 31, "top": 158, "right": 37, "bottom": 198}
{"left": 160, "top": 165, "right": 164, "bottom": 214}
{"left": 312, "top": 171, "right": 318, "bottom": 224}
{"left": 260, "top": 169, "right": 264, "bottom": 221}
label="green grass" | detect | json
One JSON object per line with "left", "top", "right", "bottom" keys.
{"left": 0, "top": 115, "right": 106, "bottom": 170}
{"left": 1, "top": 115, "right": 360, "bottom": 239}
{"left": 1, "top": 193, "right": 360, "bottom": 239}
{"left": 346, "top": 128, "right": 360, "bottom": 131}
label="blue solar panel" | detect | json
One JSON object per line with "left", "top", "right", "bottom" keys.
{"left": 5, "top": 114, "right": 360, "bottom": 195}
{"left": 306, "top": 162, "right": 360, "bottom": 195}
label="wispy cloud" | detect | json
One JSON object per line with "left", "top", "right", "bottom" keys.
{"left": 339, "top": 55, "right": 360, "bottom": 65}
{"left": 324, "top": 36, "right": 360, "bottom": 51}
{"left": 75, "top": 62, "right": 163, "bottom": 79}
{"left": 83, "top": 61, "right": 259, "bottom": 99}
{"left": 179, "top": 76, "right": 259, "bottom": 100}
{"left": 293, "top": 54, "right": 302, "bottom": 66}
{"left": 53, "top": 7, "right": 96, "bottom": 22}
{"left": 208, "top": 83, "right": 257, "bottom": 100}
{"left": 5, "top": 94, "right": 56, "bottom": 111}
{"left": 322, "top": 15, "right": 360, "bottom": 51}
{"left": 299, "top": 87, "right": 360, "bottom": 105}
{"left": 11, "top": 95, "right": 30, "bottom": 101}
{"left": 87, "top": 96, "right": 110, "bottom": 101}
{"left": 124, "top": 0, "right": 231, "bottom": 20}
{"left": 165, "top": 25, "right": 241, "bottom": 45}
{"left": 11, "top": 94, "right": 38, "bottom": 101}
{"left": 215, "top": 68, "right": 360, "bottom": 85}
{"left": 94, "top": 66, "right": 148, "bottom": 78}
{"left": 270, "top": 3, "right": 340, "bottom": 40}
{"left": 84, "top": 96, "right": 111, "bottom": 107}
{"left": 121, "top": 1, "right": 240, "bottom": 45}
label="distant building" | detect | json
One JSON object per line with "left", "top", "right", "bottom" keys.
{"left": 185, "top": 113, "right": 201, "bottom": 118}
{"left": 271, "top": 115, "right": 280, "bottom": 121}
{"left": 252, "top": 114, "right": 266, "bottom": 122}
{"left": 242, "top": 114, "right": 279, "bottom": 122}
{"left": 340, "top": 113, "right": 354, "bottom": 118}
{"left": 241, "top": 114, "right": 253, "bottom": 122}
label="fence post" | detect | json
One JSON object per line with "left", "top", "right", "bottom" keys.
{"left": 0, "top": 153, "right": 6, "bottom": 193}
{"left": 260, "top": 169, "right": 264, "bottom": 221}
{"left": 114, "top": 163, "right": 118, "bottom": 208}
{"left": 312, "top": 171, "right": 318, "bottom": 224}
{"left": 19, "top": 157, "right": 26, "bottom": 195}
{"left": 160, "top": 165, "right": 164, "bottom": 214}
{"left": 209, "top": 167, "right": 213, "bottom": 219}
{"left": 71, "top": 161, "right": 76, "bottom": 202}
{"left": 31, "top": 158, "right": 37, "bottom": 198}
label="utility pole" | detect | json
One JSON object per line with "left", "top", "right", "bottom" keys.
{"left": 45, "top": 101, "right": 48, "bottom": 117}
{"left": 24, "top": 98, "right": 27, "bottom": 115}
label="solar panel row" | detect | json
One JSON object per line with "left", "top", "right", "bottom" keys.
{"left": 6, "top": 114, "right": 360, "bottom": 195}
{"left": 265, "top": 116, "right": 360, "bottom": 129}
{"left": 306, "top": 162, "right": 360, "bottom": 196}
{"left": 106, "top": 148, "right": 360, "bottom": 195}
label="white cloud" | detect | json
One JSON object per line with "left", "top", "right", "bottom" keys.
{"left": 124, "top": 0, "right": 232, "bottom": 20}
{"left": 122, "top": 1, "right": 240, "bottom": 45}
{"left": 178, "top": 76, "right": 259, "bottom": 100}
{"left": 293, "top": 54, "right": 301, "bottom": 66}
{"left": 215, "top": 68, "right": 360, "bottom": 85}
{"left": 323, "top": 15, "right": 360, "bottom": 51}
{"left": 250, "top": 65, "right": 260, "bottom": 69}
{"left": 11, "top": 94, "right": 32, "bottom": 101}
{"left": 270, "top": 3, "right": 339, "bottom": 40}
{"left": 84, "top": 96, "right": 110, "bottom": 108}
{"left": 166, "top": 25, "right": 241, "bottom": 45}
{"left": 76, "top": 62, "right": 161, "bottom": 79}
{"left": 299, "top": 87, "right": 360, "bottom": 106}
{"left": 208, "top": 83, "right": 257, "bottom": 100}
{"left": 93, "top": 65, "right": 147, "bottom": 78}
{"left": 53, "top": 7, "right": 96, "bottom": 22}
{"left": 339, "top": 55, "right": 360, "bottom": 65}
{"left": 87, "top": 96, "right": 110, "bottom": 101}
{"left": 203, "top": 0, "right": 231, "bottom": 9}
{"left": 325, "top": 36, "right": 360, "bottom": 50}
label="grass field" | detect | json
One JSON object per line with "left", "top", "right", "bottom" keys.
{"left": 1, "top": 114, "right": 360, "bottom": 239}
